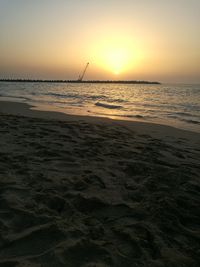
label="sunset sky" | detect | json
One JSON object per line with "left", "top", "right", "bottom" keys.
{"left": 0, "top": 0, "right": 199, "bottom": 83}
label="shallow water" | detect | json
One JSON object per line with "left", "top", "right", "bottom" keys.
{"left": 0, "top": 82, "right": 199, "bottom": 132}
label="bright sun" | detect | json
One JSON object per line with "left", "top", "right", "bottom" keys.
{"left": 90, "top": 37, "right": 140, "bottom": 76}
{"left": 102, "top": 48, "right": 129, "bottom": 75}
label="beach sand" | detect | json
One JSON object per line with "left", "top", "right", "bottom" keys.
{"left": 0, "top": 101, "right": 200, "bottom": 267}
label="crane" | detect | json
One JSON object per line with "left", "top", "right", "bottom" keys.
{"left": 77, "top": 62, "right": 89, "bottom": 82}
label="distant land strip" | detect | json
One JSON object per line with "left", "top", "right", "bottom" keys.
{"left": 0, "top": 79, "right": 161, "bottom": 85}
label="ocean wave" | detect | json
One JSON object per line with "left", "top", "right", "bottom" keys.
{"left": 45, "top": 92, "right": 80, "bottom": 98}
{"left": 86, "top": 95, "right": 108, "bottom": 101}
{"left": 115, "top": 114, "right": 158, "bottom": 119}
{"left": 93, "top": 112, "right": 157, "bottom": 120}
{"left": 174, "top": 112, "right": 200, "bottom": 118}
{"left": 45, "top": 92, "right": 127, "bottom": 104}
{"left": 92, "top": 111, "right": 145, "bottom": 119}
{"left": 179, "top": 118, "right": 200, "bottom": 125}
{"left": 109, "top": 98, "right": 128, "bottom": 104}
{"left": 95, "top": 102, "right": 122, "bottom": 109}
{"left": 26, "top": 98, "right": 84, "bottom": 107}
{"left": 124, "top": 114, "right": 144, "bottom": 118}
{"left": 0, "top": 94, "right": 30, "bottom": 101}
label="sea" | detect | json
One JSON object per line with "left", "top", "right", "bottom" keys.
{"left": 0, "top": 82, "right": 199, "bottom": 133}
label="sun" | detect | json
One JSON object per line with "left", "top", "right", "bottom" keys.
{"left": 114, "top": 70, "right": 120, "bottom": 75}
{"left": 104, "top": 48, "right": 128, "bottom": 75}
{"left": 90, "top": 37, "right": 140, "bottom": 76}
{"left": 92, "top": 43, "right": 132, "bottom": 75}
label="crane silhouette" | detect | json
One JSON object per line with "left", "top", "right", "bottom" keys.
{"left": 77, "top": 62, "right": 89, "bottom": 82}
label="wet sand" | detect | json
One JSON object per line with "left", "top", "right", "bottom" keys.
{"left": 0, "top": 101, "right": 200, "bottom": 267}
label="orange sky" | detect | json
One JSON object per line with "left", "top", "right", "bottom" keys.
{"left": 0, "top": 0, "right": 199, "bottom": 83}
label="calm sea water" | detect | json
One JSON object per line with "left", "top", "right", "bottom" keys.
{"left": 0, "top": 82, "right": 199, "bottom": 133}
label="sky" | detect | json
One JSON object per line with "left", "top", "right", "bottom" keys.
{"left": 0, "top": 0, "right": 199, "bottom": 83}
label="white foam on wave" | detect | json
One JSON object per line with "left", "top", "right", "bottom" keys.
{"left": 95, "top": 102, "right": 122, "bottom": 109}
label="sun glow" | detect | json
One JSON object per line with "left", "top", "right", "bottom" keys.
{"left": 90, "top": 36, "right": 140, "bottom": 76}
{"left": 104, "top": 48, "right": 129, "bottom": 75}
{"left": 96, "top": 46, "right": 134, "bottom": 75}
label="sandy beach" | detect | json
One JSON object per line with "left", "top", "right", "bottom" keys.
{"left": 0, "top": 101, "right": 200, "bottom": 267}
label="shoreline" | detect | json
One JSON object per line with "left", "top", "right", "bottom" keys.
{"left": 0, "top": 100, "right": 199, "bottom": 141}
